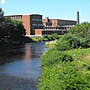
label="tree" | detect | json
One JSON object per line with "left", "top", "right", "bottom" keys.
{"left": 10, "top": 20, "right": 26, "bottom": 41}
{"left": 0, "top": 8, "right": 4, "bottom": 16}
{"left": 69, "top": 22, "right": 90, "bottom": 38}
{"left": 0, "top": 8, "right": 26, "bottom": 44}
{"left": 0, "top": 8, "right": 4, "bottom": 23}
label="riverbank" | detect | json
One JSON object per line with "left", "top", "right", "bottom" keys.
{"left": 0, "top": 34, "right": 61, "bottom": 48}
{"left": 31, "top": 34, "right": 61, "bottom": 42}
{"left": 45, "top": 40, "right": 57, "bottom": 48}
{"left": 38, "top": 22, "right": 90, "bottom": 90}
{"left": 38, "top": 48, "right": 90, "bottom": 90}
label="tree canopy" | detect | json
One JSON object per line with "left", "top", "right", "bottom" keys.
{"left": 0, "top": 8, "right": 4, "bottom": 23}
{"left": 69, "top": 22, "right": 90, "bottom": 38}
{"left": 0, "top": 8, "right": 26, "bottom": 44}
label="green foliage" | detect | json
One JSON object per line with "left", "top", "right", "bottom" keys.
{"left": 38, "top": 48, "right": 90, "bottom": 90}
{"left": 0, "top": 8, "right": 26, "bottom": 44}
{"left": 54, "top": 34, "right": 80, "bottom": 51}
{"left": 54, "top": 33, "right": 90, "bottom": 51}
{"left": 0, "top": 8, "right": 4, "bottom": 23}
{"left": 39, "top": 63, "right": 90, "bottom": 90}
{"left": 69, "top": 22, "right": 90, "bottom": 38}
{"left": 45, "top": 40, "right": 57, "bottom": 48}
{"left": 10, "top": 20, "right": 26, "bottom": 41}
{"left": 41, "top": 50, "right": 73, "bottom": 67}
{"left": 0, "top": 8, "right": 4, "bottom": 16}
{"left": 32, "top": 34, "right": 61, "bottom": 42}
{"left": 31, "top": 36, "right": 45, "bottom": 42}
{"left": 0, "top": 15, "right": 26, "bottom": 44}
{"left": 43, "top": 33, "right": 60, "bottom": 41}
{"left": 41, "top": 50, "right": 61, "bottom": 67}
{"left": 39, "top": 22, "right": 90, "bottom": 90}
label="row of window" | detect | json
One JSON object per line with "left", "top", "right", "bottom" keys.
{"left": 10, "top": 16, "right": 22, "bottom": 20}
{"left": 32, "top": 24, "right": 43, "bottom": 26}
{"left": 32, "top": 19, "right": 42, "bottom": 21}
{"left": 42, "top": 31, "right": 67, "bottom": 35}
{"left": 45, "top": 27, "right": 66, "bottom": 29}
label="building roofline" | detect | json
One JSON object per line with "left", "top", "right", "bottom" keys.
{"left": 30, "top": 14, "right": 42, "bottom": 16}
{"left": 42, "top": 18, "right": 77, "bottom": 22}
{"left": 50, "top": 19, "right": 77, "bottom": 22}
{"left": 5, "top": 14, "right": 43, "bottom": 17}
{"left": 5, "top": 15, "right": 22, "bottom": 17}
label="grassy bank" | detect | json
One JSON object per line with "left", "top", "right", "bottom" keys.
{"left": 38, "top": 48, "right": 90, "bottom": 90}
{"left": 45, "top": 40, "right": 57, "bottom": 48}
{"left": 38, "top": 22, "right": 90, "bottom": 90}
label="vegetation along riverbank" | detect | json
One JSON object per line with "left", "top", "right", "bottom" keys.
{"left": 0, "top": 8, "right": 26, "bottom": 45}
{"left": 31, "top": 33, "right": 61, "bottom": 42}
{"left": 0, "top": 8, "right": 61, "bottom": 46}
{"left": 38, "top": 22, "right": 90, "bottom": 90}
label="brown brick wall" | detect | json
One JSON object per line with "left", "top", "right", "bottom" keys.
{"left": 22, "top": 15, "right": 30, "bottom": 36}
{"left": 50, "top": 19, "right": 77, "bottom": 26}
{"left": 51, "top": 20, "right": 58, "bottom": 27}
{"left": 35, "top": 29, "right": 42, "bottom": 35}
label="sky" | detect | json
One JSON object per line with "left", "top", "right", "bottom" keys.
{"left": 0, "top": 0, "right": 90, "bottom": 22}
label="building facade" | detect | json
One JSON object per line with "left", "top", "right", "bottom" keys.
{"left": 5, "top": 14, "right": 43, "bottom": 36}
{"left": 41, "top": 17, "right": 77, "bottom": 35}
{"left": 5, "top": 14, "right": 77, "bottom": 36}
{"left": 42, "top": 17, "right": 76, "bottom": 28}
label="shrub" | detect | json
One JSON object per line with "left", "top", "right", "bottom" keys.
{"left": 69, "top": 22, "right": 90, "bottom": 38}
{"left": 43, "top": 34, "right": 60, "bottom": 41}
{"left": 54, "top": 34, "right": 81, "bottom": 51}
{"left": 54, "top": 33, "right": 90, "bottom": 51}
{"left": 39, "top": 22, "right": 90, "bottom": 90}
{"left": 41, "top": 50, "right": 73, "bottom": 67}
{"left": 45, "top": 40, "right": 57, "bottom": 48}
{"left": 39, "top": 48, "right": 90, "bottom": 90}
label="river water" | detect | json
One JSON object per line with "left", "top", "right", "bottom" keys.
{"left": 0, "top": 42, "right": 47, "bottom": 90}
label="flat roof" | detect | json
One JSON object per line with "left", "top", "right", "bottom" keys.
{"left": 5, "top": 14, "right": 42, "bottom": 17}
{"left": 5, "top": 15, "right": 22, "bottom": 17}
{"left": 50, "top": 19, "right": 76, "bottom": 22}
{"left": 43, "top": 18, "right": 76, "bottom": 22}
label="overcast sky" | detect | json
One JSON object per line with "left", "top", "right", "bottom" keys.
{"left": 0, "top": 0, "right": 90, "bottom": 22}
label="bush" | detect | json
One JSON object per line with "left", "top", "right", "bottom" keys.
{"left": 41, "top": 50, "right": 73, "bottom": 67}
{"left": 39, "top": 48, "right": 90, "bottom": 90}
{"left": 54, "top": 34, "right": 81, "bottom": 51}
{"left": 32, "top": 34, "right": 60, "bottom": 42}
{"left": 69, "top": 22, "right": 90, "bottom": 38}
{"left": 43, "top": 34, "right": 60, "bottom": 41}
{"left": 45, "top": 40, "right": 57, "bottom": 48}
{"left": 54, "top": 33, "right": 90, "bottom": 51}
{"left": 38, "top": 22, "right": 90, "bottom": 90}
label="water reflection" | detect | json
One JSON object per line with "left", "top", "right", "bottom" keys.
{"left": 0, "top": 42, "right": 47, "bottom": 80}
{"left": 24, "top": 43, "right": 32, "bottom": 61}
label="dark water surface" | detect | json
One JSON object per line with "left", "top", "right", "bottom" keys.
{"left": 0, "top": 42, "right": 47, "bottom": 90}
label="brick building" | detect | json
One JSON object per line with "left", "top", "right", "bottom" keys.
{"left": 41, "top": 17, "right": 77, "bottom": 35}
{"left": 5, "top": 14, "right": 77, "bottom": 36}
{"left": 5, "top": 14, "right": 43, "bottom": 36}
{"left": 42, "top": 17, "right": 76, "bottom": 29}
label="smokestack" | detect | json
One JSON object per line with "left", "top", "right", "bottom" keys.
{"left": 77, "top": 11, "right": 80, "bottom": 24}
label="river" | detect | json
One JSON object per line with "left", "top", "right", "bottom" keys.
{"left": 0, "top": 42, "right": 47, "bottom": 90}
